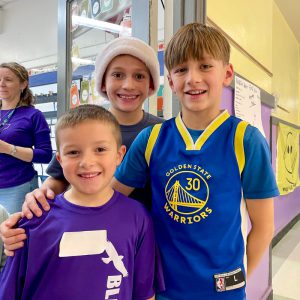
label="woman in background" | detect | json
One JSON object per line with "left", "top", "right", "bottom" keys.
{"left": 0, "top": 62, "right": 52, "bottom": 214}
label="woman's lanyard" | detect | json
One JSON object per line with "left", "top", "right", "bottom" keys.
{"left": 0, "top": 108, "right": 16, "bottom": 132}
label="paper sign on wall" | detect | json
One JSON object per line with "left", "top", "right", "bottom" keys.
{"left": 276, "top": 122, "right": 300, "bottom": 195}
{"left": 234, "top": 76, "right": 265, "bottom": 137}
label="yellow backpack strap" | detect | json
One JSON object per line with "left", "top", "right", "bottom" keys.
{"left": 145, "top": 124, "right": 162, "bottom": 166}
{"left": 234, "top": 121, "right": 249, "bottom": 175}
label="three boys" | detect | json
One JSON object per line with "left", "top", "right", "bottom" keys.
{"left": 1, "top": 24, "right": 279, "bottom": 299}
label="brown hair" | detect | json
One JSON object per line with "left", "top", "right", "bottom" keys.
{"left": 165, "top": 23, "right": 230, "bottom": 71}
{"left": 0, "top": 62, "right": 35, "bottom": 107}
{"left": 55, "top": 104, "right": 122, "bottom": 151}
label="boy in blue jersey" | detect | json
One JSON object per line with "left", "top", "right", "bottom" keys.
{"left": 0, "top": 105, "right": 160, "bottom": 300}
{"left": 111, "top": 23, "right": 279, "bottom": 299}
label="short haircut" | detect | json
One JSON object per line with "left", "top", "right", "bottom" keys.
{"left": 55, "top": 104, "right": 122, "bottom": 151}
{"left": 165, "top": 23, "right": 230, "bottom": 71}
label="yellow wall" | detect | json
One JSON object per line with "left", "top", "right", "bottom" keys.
{"left": 207, "top": 0, "right": 273, "bottom": 92}
{"left": 298, "top": 48, "right": 300, "bottom": 123}
{"left": 272, "top": 4, "right": 299, "bottom": 124}
{"left": 207, "top": 0, "right": 300, "bottom": 125}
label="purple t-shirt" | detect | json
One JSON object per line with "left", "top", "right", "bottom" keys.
{"left": 0, "top": 191, "right": 161, "bottom": 300}
{"left": 0, "top": 106, "right": 52, "bottom": 188}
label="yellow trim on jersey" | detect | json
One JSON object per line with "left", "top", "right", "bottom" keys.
{"left": 195, "top": 111, "right": 230, "bottom": 150}
{"left": 175, "top": 115, "right": 194, "bottom": 150}
{"left": 234, "top": 121, "right": 249, "bottom": 175}
{"left": 145, "top": 124, "right": 162, "bottom": 165}
{"left": 175, "top": 110, "right": 230, "bottom": 150}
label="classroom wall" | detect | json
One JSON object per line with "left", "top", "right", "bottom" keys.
{"left": 272, "top": 3, "right": 300, "bottom": 125}
{"left": 299, "top": 48, "right": 300, "bottom": 123}
{"left": 207, "top": 0, "right": 300, "bottom": 126}
{"left": 207, "top": 0, "right": 300, "bottom": 232}
{"left": 208, "top": 2, "right": 300, "bottom": 299}
{"left": 207, "top": 0, "right": 273, "bottom": 93}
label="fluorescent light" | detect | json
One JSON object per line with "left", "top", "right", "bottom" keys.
{"left": 72, "top": 15, "right": 132, "bottom": 35}
{"left": 71, "top": 57, "right": 95, "bottom": 66}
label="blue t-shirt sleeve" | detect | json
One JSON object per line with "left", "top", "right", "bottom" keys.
{"left": 46, "top": 154, "right": 65, "bottom": 179}
{"left": 242, "top": 126, "right": 279, "bottom": 199}
{"left": 114, "top": 126, "right": 152, "bottom": 188}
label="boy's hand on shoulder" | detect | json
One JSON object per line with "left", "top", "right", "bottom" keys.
{"left": 0, "top": 212, "right": 25, "bottom": 256}
{"left": 22, "top": 188, "right": 55, "bottom": 219}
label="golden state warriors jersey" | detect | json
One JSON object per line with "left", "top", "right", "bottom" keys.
{"left": 115, "top": 109, "right": 279, "bottom": 300}
{"left": 146, "top": 110, "right": 248, "bottom": 299}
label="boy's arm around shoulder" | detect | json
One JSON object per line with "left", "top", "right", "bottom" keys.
{"left": 22, "top": 175, "right": 68, "bottom": 219}
{"left": 114, "top": 126, "right": 153, "bottom": 191}
{"left": 0, "top": 212, "right": 25, "bottom": 257}
{"left": 111, "top": 177, "right": 134, "bottom": 196}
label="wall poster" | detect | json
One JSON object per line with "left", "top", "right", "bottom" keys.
{"left": 276, "top": 122, "right": 300, "bottom": 195}
{"left": 234, "top": 75, "right": 265, "bottom": 137}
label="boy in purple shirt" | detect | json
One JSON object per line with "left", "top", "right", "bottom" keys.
{"left": 0, "top": 105, "right": 160, "bottom": 300}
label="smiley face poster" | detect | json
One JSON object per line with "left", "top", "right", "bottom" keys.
{"left": 276, "top": 122, "right": 300, "bottom": 195}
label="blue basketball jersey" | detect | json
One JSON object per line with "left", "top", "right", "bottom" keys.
{"left": 115, "top": 110, "right": 279, "bottom": 300}
{"left": 146, "top": 111, "right": 248, "bottom": 299}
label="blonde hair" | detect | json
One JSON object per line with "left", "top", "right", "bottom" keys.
{"left": 165, "top": 23, "right": 230, "bottom": 71}
{"left": 55, "top": 105, "right": 122, "bottom": 151}
{"left": 0, "top": 62, "right": 35, "bottom": 107}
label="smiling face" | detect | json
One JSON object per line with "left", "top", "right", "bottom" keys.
{"left": 56, "top": 120, "right": 125, "bottom": 206}
{"left": 0, "top": 67, "right": 27, "bottom": 107}
{"left": 101, "top": 55, "right": 154, "bottom": 122}
{"left": 168, "top": 54, "right": 233, "bottom": 128}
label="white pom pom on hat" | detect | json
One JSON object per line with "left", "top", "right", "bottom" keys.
{"left": 95, "top": 37, "right": 160, "bottom": 99}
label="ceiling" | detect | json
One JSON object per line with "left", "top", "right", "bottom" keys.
{"left": 0, "top": 0, "right": 16, "bottom": 7}
{"left": 275, "top": 0, "right": 300, "bottom": 42}
{"left": 0, "top": 0, "right": 299, "bottom": 42}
